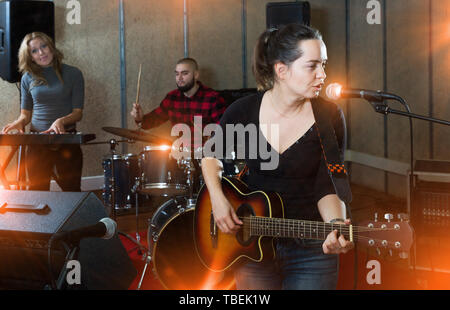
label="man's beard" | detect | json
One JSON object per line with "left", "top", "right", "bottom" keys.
{"left": 177, "top": 79, "right": 196, "bottom": 93}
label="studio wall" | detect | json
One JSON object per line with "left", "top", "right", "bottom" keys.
{"left": 0, "top": 0, "right": 447, "bottom": 199}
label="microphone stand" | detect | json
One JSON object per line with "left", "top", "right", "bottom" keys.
{"left": 369, "top": 102, "right": 450, "bottom": 126}
{"left": 366, "top": 98, "right": 450, "bottom": 274}
{"left": 46, "top": 239, "right": 81, "bottom": 290}
{"left": 366, "top": 98, "right": 450, "bottom": 207}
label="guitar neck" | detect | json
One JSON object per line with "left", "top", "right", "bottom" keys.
{"left": 245, "top": 216, "right": 354, "bottom": 242}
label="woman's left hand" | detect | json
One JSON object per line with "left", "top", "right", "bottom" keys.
{"left": 322, "top": 219, "right": 354, "bottom": 254}
{"left": 42, "top": 118, "right": 65, "bottom": 134}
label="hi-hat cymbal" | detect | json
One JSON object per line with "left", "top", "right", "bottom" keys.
{"left": 102, "top": 127, "right": 173, "bottom": 145}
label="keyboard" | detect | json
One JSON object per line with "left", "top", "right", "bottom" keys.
{"left": 0, "top": 133, "right": 96, "bottom": 146}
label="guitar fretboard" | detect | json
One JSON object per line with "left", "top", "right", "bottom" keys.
{"left": 244, "top": 216, "right": 355, "bottom": 242}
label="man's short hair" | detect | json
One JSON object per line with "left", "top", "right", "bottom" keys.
{"left": 176, "top": 58, "right": 198, "bottom": 71}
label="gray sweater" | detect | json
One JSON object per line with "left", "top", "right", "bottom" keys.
{"left": 21, "top": 64, "right": 84, "bottom": 132}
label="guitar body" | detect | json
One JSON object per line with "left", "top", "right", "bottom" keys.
{"left": 194, "top": 178, "right": 415, "bottom": 273}
{"left": 194, "top": 177, "right": 284, "bottom": 272}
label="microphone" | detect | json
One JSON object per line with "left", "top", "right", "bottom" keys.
{"left": 54, "top": 218, "right": 117, "bottom": 244}
{"left": 326, "top": 83, "right": 401, "bottom": 102}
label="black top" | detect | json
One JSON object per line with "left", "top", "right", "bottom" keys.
{"left": 217, "top": 92, "right": 346, "bottom": 221}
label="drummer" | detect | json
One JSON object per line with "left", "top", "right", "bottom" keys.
{"left": 130, "top": 58, "right": 227, "bottom": 152}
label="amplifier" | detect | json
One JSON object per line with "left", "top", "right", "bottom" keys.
{"left": 0, "top": 190, "right": 136, "bottom": 289}
{"left": 407, "top": 160, "right": 450, "bottom": 276}
{"left": 413, "top": 181, "right": 450, "bottom": 232}
{"left": 408, "top": 160, "right": 450, "bottom": 232}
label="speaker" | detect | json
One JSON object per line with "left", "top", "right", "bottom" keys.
{"left": 408, "top": 160, "right": 450, "bottom": 233}
{"left": 266, "top": 1, "right": 311, "bottom": 29}
{"left": 0, "top": 0, "right": 55, "bottom": 83}
{"left": 406, "top": 160, "right": 450, "bottom": 276}
{"left": 0, "top": 190, "right": 137, "bottom": 290}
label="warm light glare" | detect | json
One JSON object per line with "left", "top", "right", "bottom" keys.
{"left": 325, "top": 82, "right": 343, "bottom": 100}
{"left": 335, "top": 84, "right": 342, "bottom": 97}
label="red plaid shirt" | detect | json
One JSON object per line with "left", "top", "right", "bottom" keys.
{"left": 141, "top": 82, "right": 226, "bottom": 135}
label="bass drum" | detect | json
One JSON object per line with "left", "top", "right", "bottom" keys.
{"left": 148, "top": 197, "right": 234, "bottom": 290}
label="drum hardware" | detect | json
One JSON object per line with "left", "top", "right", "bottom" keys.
{"left": 101, "top": 139, "right": 141, "bottom": 219}
{"left": 100, "top": 125, "right": 215, "bottom": 288}
{"left": 136, "top": 157, "right": 201, "bottom": 289}
{"left": 108, "top": 139, "right": 117, "bottom": 220}
{"left": 138, "top": 197, "right": 196, "bottom": 290}
{"left": 131, "top": 175, "right": 144, "bottom": 244}
{"left": 137, "top": 145, "right": 189, "bottom": 197}
{"left": 102, "top": 126, "right": 173, "bottom": 145}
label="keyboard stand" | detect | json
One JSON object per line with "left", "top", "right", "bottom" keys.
{"left": 0, "top": 146, "right": 18, "bottom": 190}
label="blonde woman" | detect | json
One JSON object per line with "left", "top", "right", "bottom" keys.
{"left": 2, "top": 32, "right": 84, "bottom": 191}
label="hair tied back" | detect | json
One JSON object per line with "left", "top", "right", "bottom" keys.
{"left": 264, "top": 27, "right": 279, "bottom": 45}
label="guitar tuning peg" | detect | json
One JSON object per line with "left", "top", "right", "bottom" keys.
{"left": 397, "top": 213, "right": 409, "bottom": 222}
{"left": 399, "top": 251, "right": 409, "bottom": 259}
{"left": 384, "top": 213, "right": 393, "bottom": 222}
{"left": 374, "top": 212, "right": 378, "bottom": 222}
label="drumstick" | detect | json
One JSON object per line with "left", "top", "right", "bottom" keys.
{"left": 136, "top": 64, "right": 142, "bottom": 105}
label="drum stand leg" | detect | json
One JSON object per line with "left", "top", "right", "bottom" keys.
{"left": 135, "top": 191, "right": 141, "bottom": 245}
{"left": 117, "top": 230, "right": 151, "bottom": 290}
{"left": 132, "top": 177, "right": 145, "bottom": 254}
{"left": 137, "top": 253, "right": 151, "bottom": 290}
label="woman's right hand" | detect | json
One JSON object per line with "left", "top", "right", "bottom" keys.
{"left": 130, "top": 102, "right": 143, "bottom": 123}
{"left": 2, "top": 120, "right": 24, "bottom": 134}
{"left": 211, "top": 193, "right": 243, "bottom": 234}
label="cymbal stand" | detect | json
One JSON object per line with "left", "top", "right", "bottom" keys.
{"left": 185, "top": 160, "right": 198, "bottom": 209}
{"left": 133, "top": 173, "right": 154, "bottom": 290}
{"left": 131, "top": 176, "right": 143, "bottom": 244}
{"left": 137, "top": 252, "right": 152, "bottom": 290}
{"left": 108, "top": 139, "right": 117, "bottom": 220}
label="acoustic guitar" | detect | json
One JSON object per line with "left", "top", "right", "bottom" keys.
{"left": 193, "top": 177, "right": 414, "bottom": 272}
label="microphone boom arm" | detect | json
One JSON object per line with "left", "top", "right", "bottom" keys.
{"left": 369, "top": 101, "right": 450, "bottom": 126}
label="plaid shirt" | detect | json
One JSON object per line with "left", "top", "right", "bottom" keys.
{"left": 141, "top": 82, "right": 226, "bottom": 135}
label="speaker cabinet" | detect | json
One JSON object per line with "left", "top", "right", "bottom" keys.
{"left": 266, "top": 1, "right": 311, "bottom": 29}
{"left": 0, "top": 0, "right": 55, "bottom": 83}
{"left": 407, "top": 160, "right": 450, "bottom": 277}
{"left": 0, "top": 190, "right": 137, "bottom": 290}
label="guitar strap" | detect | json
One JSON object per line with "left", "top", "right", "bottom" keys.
{"left": 235, "top": 164, "right": 248, "bottom": 181}
{"left": 311, "top": 97, "right": 352, "bottom": 204}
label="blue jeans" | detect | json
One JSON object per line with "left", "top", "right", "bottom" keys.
{"left": 234, "top": 239, "right": 339, "bottom": 290}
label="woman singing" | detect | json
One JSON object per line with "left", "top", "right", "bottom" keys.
{"left": 201, "top": 24, "right": 353, "bottom": 289}
{"left": 2, "top": 32, "right": 84, "bottom": 191}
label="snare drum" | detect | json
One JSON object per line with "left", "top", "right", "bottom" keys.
{"left": 139, "top": 145, "right": 188, "bottom": 196}
{"left": 148, "top": 198, "right": 233, "bottom": 289}
{"left": 102, "top": 154, "right": 140, "bottom": 210}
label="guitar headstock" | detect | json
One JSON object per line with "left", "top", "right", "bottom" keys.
{"left": 357, "top": 213, "right": 414, "bottom": 258}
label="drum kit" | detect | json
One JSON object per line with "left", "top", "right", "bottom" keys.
{"left": 100, "top": 126, "right": 235, "bottom": 290}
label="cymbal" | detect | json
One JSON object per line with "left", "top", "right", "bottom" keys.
{"left": 102, "top": 127, "right": 173, "bottom": 145}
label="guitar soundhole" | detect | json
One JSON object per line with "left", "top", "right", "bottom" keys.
{"left": 236, "top": 203, "right": 255, "bottom": 247}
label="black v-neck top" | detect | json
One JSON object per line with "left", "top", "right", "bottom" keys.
{"left": 218, "top": 92, "right": 346, "bottom": 221}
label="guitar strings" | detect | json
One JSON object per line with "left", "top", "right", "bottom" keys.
{"left": 238, "top": 216, "right": 405, "bottom": 243}
{"left": 239, "top": 215, "right": 401, "bottom": 232}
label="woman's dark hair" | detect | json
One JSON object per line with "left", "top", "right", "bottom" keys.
{"left": 252, "top": 23, "right": 323, "bottom": 91}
